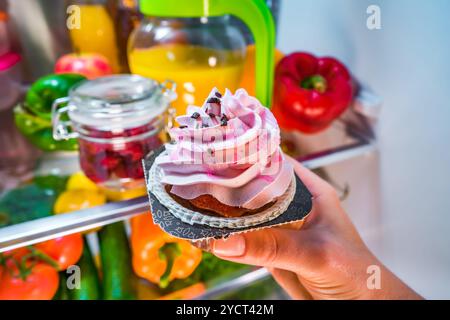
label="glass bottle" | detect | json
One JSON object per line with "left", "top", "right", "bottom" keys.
{"left": 68, "top": 0, "right": 121, "bottom": 72}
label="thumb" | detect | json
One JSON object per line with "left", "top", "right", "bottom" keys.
{"left": 212, "top": 227, "right": 315, "bottom": 272}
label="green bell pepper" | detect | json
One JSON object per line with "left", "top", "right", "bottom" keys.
{"left": 14, "top": 104, "right": 50, "bottom": 135}
{"left": 14, "top": 73, "right": 85, "bottom": 151}
{"left": 25, "top": 73, "right": 86, "bottom": 119}
{"left": 14, "top": 104, "right": 78, "bottom": 151}
{"left": 25, "top": 127, "right": 78, "bottom": 151}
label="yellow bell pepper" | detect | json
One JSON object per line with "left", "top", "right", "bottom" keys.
{"left": 54, "top": 189, "right": 106, "bottom": 214}
{"left": 54, "top": 189, "right": 106, "bottom": 233}
{"left": 66, "top": 172, "right": 99, "bottom": 191}
{"left": 101, "top": 186, "right": 147, "bottom": 202}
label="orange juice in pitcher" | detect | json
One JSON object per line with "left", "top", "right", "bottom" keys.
{"left": 128, "top": 16, "right": 246, "bottom": 117}
{"left": 129, "top": 44, "right": 244, "bottom": 115}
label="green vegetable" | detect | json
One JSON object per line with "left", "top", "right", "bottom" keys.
{"left": 14, "top": 73, "right": 84, "bottom": 152}
{"left": 98, "top": 222, "right": 136, "bottom": 300}
{"left": 25, "top": 73, "right": 86, "bottom": 118}
{"left": 0, "top": 185, "right": 56, "bottom": 227}
{"left": 14, "top": 105, "right": 78, "bottom": 152}
{"left": 169, "top": 253, "right": 277, "bottom": 300}
{"left": 218, "top": 276, "right": 281, "bottom": 300}
{"left": 33, "top": 175, "right": 69, "bottom": 196}
{"left": 165, "top": 252, "right": 248, "bottom": 293}
{"left": 14, "top": 104, "right": 51, "bottom": 135}
{"left": 195, "top": 252, "right": 248, "bottom": 283}
{"left": 53, "top": 272, "right": 70, "bottom": 300}
{"left": 27, "top": 128, "right": 78, "bottom": 151}
{"left": 69, "top": 237, "right": 101, "bottom": 300}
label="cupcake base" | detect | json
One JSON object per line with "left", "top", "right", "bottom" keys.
{"left": 166, "top": 185, "right": 275, "bottom": 218}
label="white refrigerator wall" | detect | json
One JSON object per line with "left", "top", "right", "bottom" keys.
{"left": 277, "top": 0, "right": 450, "bottom": 299}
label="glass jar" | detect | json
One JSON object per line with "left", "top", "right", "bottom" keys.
{"left": 128, "top": 15, "right": 246, "bottom": 117}
{"left": 52, "top": 75, "right": 176, "bottom": 190}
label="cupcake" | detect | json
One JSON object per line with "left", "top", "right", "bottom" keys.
{"left": 149, "top": 88, "right": 296, "bottom": 228}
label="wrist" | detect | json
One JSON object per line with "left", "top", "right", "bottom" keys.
{"left": 361, "top": 257, "right": 423, "bottom": 300}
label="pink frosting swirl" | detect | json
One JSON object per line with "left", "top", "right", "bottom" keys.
{"left": 155, "top": 88, "right": 293, "bottom": 209}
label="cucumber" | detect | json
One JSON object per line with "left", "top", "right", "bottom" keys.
{"left": 98, "top": 221, "right": 136, "bottom": 300}
{"left": 53, "top": 272, "right": 70, "bottom": 300}
{"left": 69, "top": 237, "right": 101, "bottom": 300}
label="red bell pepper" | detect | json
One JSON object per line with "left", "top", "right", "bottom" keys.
{"left": 272, "top": 52, "right": 354, "bottom": 133}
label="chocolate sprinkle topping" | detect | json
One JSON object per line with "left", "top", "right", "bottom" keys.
{"left": 220, "top": 119, "right": 228, "bottom": 126}
{"left": 220, "top": 114, "right": 228, "bottom": 121}
{"left": 179, "top": 125, "right": 188, "bottom": 129}
{"left": 191, "top": 112, "right": 201, "bottom": 119}
{"left": 208, "top": 113, "right": 216, "bottom": 118}
{"left": 207, "top": 97, "right": 221, "bottom": 104}
{"left": 215, "top": 92, "right": 222, "bottom": 98}
{"left": 202, "top": 124, "right": 209, "bottom": 128}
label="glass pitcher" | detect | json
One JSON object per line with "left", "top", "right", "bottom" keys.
{"left": 128, "top": 0, "right": 275, "bottom": 116}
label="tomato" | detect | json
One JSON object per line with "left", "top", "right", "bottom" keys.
{"left": 35, "top": 234, "right": 83, "bottom": 271}
{"left": 2, "top": 247, "right": 29, "bottom": 260}
{"left": 0, "top": 261, "right": 59, "bottom": 300}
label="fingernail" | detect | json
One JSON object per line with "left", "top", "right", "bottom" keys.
{"left": 213, "top": 234, "right": 246, "bottom": 257}
{"left": 190, "top": 239, "right": 213, "bottom": 252}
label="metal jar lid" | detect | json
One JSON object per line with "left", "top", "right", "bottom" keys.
{"left": 52, "top": 75, "right": 177, "bottom": 140}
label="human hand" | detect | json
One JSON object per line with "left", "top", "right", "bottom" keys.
{"left": 209, "top": 157, "right": 422, "bottom": 300}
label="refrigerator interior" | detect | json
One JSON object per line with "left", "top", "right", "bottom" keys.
{"left": 1, "top": 0, "right": 449, "bottom": 300}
